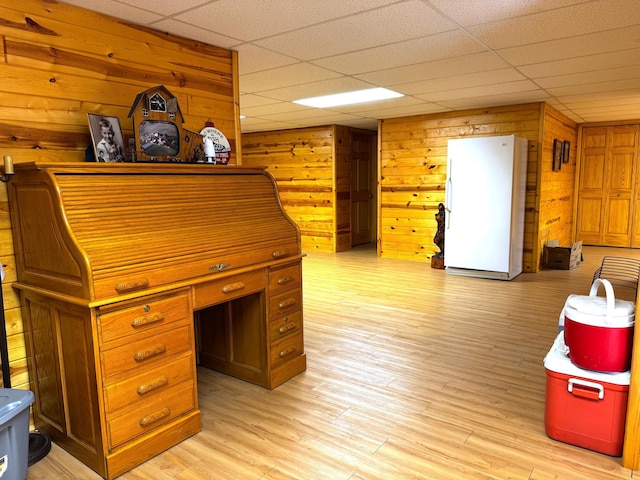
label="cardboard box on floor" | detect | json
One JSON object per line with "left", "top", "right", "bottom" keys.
{"left": 545, "top": 240, "right": 583, "bottom": 270}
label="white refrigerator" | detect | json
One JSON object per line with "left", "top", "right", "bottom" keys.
{"left": 444, "top": 134, "right": 527, "bottom": 280}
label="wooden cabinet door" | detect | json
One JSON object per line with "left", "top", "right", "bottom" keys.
{"left": 577, "top": 126, "right": 639, "bottom": 247}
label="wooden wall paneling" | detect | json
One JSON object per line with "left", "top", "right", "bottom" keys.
{"left": 0, "top": 0, "right": 240, "bottom": 391}
{"left": 0, "top": 0, "right": 238, "bottom": 163}
{"left": 379, "top": 102, "right": 555, "bottom": 270}
{"left": 242, "top": 126, "right": 338, "bottom": 252}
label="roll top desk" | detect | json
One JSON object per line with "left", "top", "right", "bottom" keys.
{"left": 8, "top": 162, "right": 306, "bottom": 479}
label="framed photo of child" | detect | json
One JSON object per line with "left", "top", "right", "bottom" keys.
{"left": 88, "top": 114, "right": 126, "bottom": 162}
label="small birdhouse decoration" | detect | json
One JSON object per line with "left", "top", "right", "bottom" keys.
{"left": 128, "top": 85, "right": 188, "bottom": 162}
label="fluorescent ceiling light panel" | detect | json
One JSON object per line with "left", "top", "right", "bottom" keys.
{"left": 293, "top": 87, "right": 403, "bottom": 108}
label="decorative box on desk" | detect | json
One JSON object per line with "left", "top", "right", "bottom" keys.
{"left": 8, "top": 162, "right": 306, "bottom": 479}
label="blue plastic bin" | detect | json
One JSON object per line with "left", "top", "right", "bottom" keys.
{"left": 0, "top": 389, "right": 35, "bottom": 480}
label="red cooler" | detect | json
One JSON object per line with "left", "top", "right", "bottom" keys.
{"left": 564, "top": 278, "right": 635, "bottom": 372}
{"left": 544, "top": 333, "right": 630, "bottom": 456}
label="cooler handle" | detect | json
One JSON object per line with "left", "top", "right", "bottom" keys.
{"left": 589, "top": 278, "right": 615, "bottom": 324}
{"left": 568, "top": 378, "right": 604, "bottom": 400}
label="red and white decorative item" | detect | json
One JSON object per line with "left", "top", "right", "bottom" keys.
{"left": 563, "top": 278, "right": 635, "bottom": 373}
{"left": 200, "top": 121, "right": 231, "bottom": 165}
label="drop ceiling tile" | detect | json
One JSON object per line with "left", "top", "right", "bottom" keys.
{"left": 234, "top": 44, "right": 299, "bottom": 75}
{"left": 498, "top": 25, "right": 640, "bottom": 66}
{"left": 536, "top": 65, "right": 640, "bottom": 89}
{"left": 558, "top": 88, "right": 640, "bottom": 105}
{"left": 467, "top": 0, "right": 640, "bottom": 49}
{"left": 439, "top": 90, "right": 552, "bottom": 110}
{"left": 117, "top": 0, "right": 209, "bottom": 16}
{"left": 354, "top": 52, "right": 510, "bottom": 86}
{"left": 240, "top": 118, "right": 301, "bottom": 133}
{"left": 563, "top": 93, "right": 640, "bottom": 108}
{"left": 328, "top": 95, "right": 427, "bottom": 114}
{"left": 577, "top": 107, "right": 640, "bottom": 121}
{"left": 418, "top": 80, "right": 540, "bottom": 102}
{"left": 240, "top": 64, "right": 343, "bottom": 94}
{"left": 258, "top": 109, "right": 363, "bottom": 123}
{"left": 150, "top": 19, "right": 238, "bottom": 48}
{"left": 427, "top": 0, "right": 589, "bottom": 27}
{"left": 173, "top": 0, "right": 401, "bottom": 42}
{"left": 518, "top": 48, "right": 640, "bottom": 78}
{"left": 61, "top": 0, "right": 163, "bottom": 23}
{"left": 313, "top": 30, "right": 487, "bottom": 75}
{"left": 253, "top": 0, "right": 455, "bottom": 60}
{"left": 569, "top": 102, "right": 640, "bottom": 115}
{"left": 547, "top": 77, "right": 640, "bottom": 96}
{"left": 239, "top": 94, "right": 282, "bottom": 109}
{"left": 241, "top": 101, "right": 315, "bottom": 117}
{"left": 253, "top": 77, "right": 376, "bottom": 102}
{"left": 394, "top": 68, "right": 526, "bottom": 96}
{"left": 351, "top": 102, "right": 450, "bottom": 119}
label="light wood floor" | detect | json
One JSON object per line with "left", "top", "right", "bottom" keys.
{"left": 28, "top": 245, "right": 640, "bottom": 479}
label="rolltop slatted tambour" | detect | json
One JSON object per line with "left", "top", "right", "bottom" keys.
{"left": 8, "top": 162, "right": 306, "bottom": 480}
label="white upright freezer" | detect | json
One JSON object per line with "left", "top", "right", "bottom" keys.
{"left": 444, "top": 134, "right": 528, "bottom": 280}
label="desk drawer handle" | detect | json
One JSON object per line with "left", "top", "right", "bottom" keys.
{"left": 272, "top": 249, "right": 290, "bottom": 259}
{"left": 137, "top": 376, "right": 169, "bottom": 395}
{"left": 278, "top": 298, "right": 296, "bottom": 310}
{"left": 222, "top": 282, "right": 245, "bottom": 293}
{"left": 277, "top": 275, "right": 295, "bottom": 285}
{"left": 134, "top": 344, "right": 167, "bottom": 362}
{"left": 278, "top": 322, "right": 297, "bottom": 334}
{"left": 279, "top": 346, "right": 297, "bottom": 358}
{"left": 131, "top": 313, "right": 164, "bottom": 327}
{"left": 115, "top": 278, "right": 149, "bottom": 292}
{"left": 139, "top": 407, "right": 170, "bottom": 427}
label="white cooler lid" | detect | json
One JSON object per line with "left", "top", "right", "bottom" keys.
{"left": 543, "top": 332, "right": 630, "bottom": 385}
{"left": 566, "top": 295, "right": 635, "bottom": 327}
{"left": 565, "top": 278, "right": 635, "bottom": 327}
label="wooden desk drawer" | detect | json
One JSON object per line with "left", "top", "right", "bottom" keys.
{"left": 193, "top": 269, "right": 265, "bottom": 309}
{"left": 268, "top": 264, "right": 301, "bottom": 293}
{"left": 107, "top": 380, "right": 196, "bottom": 449}
{"left": 270, "top": 333, "right": 304, "bottom": 369}
{"left": 98, "top": 292, "right": 190, "bottom": 345}
{"left": 269, "top": 311, "right": 302, "bottom": 344}
{"left": 104, "top": 353, "right": 194, "bottom": 413}
{"left": 101, "top": 325, "right": 192, "bottom": 380}
{"left": 268, "top": 289, "right": 301, "bottom": 317}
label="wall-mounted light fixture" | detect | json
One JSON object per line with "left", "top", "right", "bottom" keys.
{"left": 1, "top": 155, "right": 14, "bottom": 183}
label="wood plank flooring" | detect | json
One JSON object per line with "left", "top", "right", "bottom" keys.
{"left": 28, "top": 245, "right": 640, "bottom": 479}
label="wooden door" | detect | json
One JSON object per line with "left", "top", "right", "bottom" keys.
{"left": 576, "top": 126, "right": 639, "bottom": 247}
{"left": 351, "top": 133, "right": 375, "bottom": 246}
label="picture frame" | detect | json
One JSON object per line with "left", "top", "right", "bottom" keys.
{"left": 552, "top": 139, "right": 563, "bottom": 171}
{"left": 88, "top": 114, "right": 126, "bottom": 162}
{"left": 138, "top": 120, "right": 180, "bottom": 157}
{"left": 563, "top": 140, "right": 571, "bottom": 164}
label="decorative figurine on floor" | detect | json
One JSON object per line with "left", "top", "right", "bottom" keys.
{"left": 431, "top": 202, "right": 446, "bottom": 269}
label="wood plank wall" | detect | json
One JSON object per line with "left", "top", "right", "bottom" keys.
{"left": 538, "top": 104, "right": 579, "bottom": 267}
{"left": 0, "top": 0, "right": 239, "bottom": 389}
{"left": 379, "top": 102, "right": 578, "bottom": 273}
{"left": 242, "top": 125, "right": 363, "bottom": 253}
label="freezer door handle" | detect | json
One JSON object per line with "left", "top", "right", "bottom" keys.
{"left": 568, "top": 378, "right": 604, "bottom": 400}
{"left": 445, "top": 164, "right": 452, "bottom": 229}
